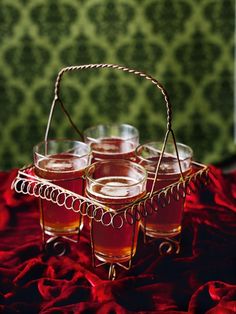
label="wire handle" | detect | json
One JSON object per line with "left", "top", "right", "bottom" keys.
{"left": 44, "top": 63, "right": 182, "bottom": 196}
{"left": 44, "top": 63, "right": 173, "bottom": 141}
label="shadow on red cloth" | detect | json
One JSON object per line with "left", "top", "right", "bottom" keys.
{"left": 0, "top": 166, "right": 235, "bottom": 313}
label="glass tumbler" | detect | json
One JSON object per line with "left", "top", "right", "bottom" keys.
{"left": 136, "top": 142, "right": 192, "bottom": 238}
{"left": 34, "top": 140, "right": 91, "bottom": 236}
{"left": 86, "top": 160, "right": 147, "bottom": 263}
{"left": 83, "top": 123, "right": 139, "bottom": 161}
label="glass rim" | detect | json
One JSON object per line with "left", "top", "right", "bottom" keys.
{"left": 86, "top": 159, "right": 147, "bottom": 188}
{"left": 83, "top": 123, "right": 139, "bottom": 142}
{"left": 33, "top": 139, "right": 92, "bottom": 160}
{"left": 135, "top": 141, "right": 193, "bottom": 164}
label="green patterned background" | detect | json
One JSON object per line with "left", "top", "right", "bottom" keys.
{"left": 0, "top": 0, "right": 234, "bottom": 170}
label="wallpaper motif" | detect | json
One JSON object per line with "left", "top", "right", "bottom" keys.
{"left": 0, "top": 0, "right": 234, "bottom": 169}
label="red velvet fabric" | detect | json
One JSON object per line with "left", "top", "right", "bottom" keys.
{"left": 0, "top": 166, "right": 235, "bottom": 313}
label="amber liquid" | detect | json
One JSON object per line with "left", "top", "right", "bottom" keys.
{"left": 86, "top": 176, "right": 145, "bottom": 263}
{"left": 35, "top": 153, "right": 87, "bottom": 235}
{"left": 140, "top": 157, "right": 191, "bottom": 237}
{"left": 91, "top": 137, "right": 136, "bottom": 161}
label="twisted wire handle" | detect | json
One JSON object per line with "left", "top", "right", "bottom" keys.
{"left": 44, "top": 63, "right": 173, "bottom": 141}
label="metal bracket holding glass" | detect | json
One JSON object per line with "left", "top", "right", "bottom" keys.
{"left": 12, "top": 64, "right": 209, "bottom": 279}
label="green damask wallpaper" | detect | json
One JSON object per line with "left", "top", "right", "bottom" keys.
{"left": 0, "top": 0, "right": 234, "bottom": 170}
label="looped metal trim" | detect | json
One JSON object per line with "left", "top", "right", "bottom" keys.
{"left": 86, "top": 203, "right": 96, "bottom": 219}
{"left": 56, "top": 192, "right": 66, "bottom": 207}
{"left": 101, "top": 211, "right": 113, "bottom": 227}
{"left": 124, "top": 206, "right": 136, "bottom": 225}
{"left": 157, "top": 190, "right": 170, "bottom": 208}
{"left": 93, "top": 207, "right": 104, "bottom": 222}
{"left": 142, "top": 198, "right": 154, "bottom": 216}
{"left": 111, "top": 213, "right": 124, "bottom": 229}
{"left": 64, "top": 195, "right": 74, "bottom": 210}
{"left": 12, "top": 163, "right": 209, "bottom": 228}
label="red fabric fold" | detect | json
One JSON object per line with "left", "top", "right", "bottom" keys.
{"left": 0, "top": 165, "right": 235, "bottom": 313}
{"left": 189, "top": 281, "right": 236, "bottom": 314}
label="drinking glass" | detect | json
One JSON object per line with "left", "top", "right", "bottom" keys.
{"left": 34, "top": 140, "right": 91, "bottom": 236}
{"left": 136, "top": 142, "right": 192, "bottom": 238}
{"left": 86, "top": 160, "right": 147, "bottom": 264}
{"left": 83, "top": 123, "right": 139, "bottom": 161}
